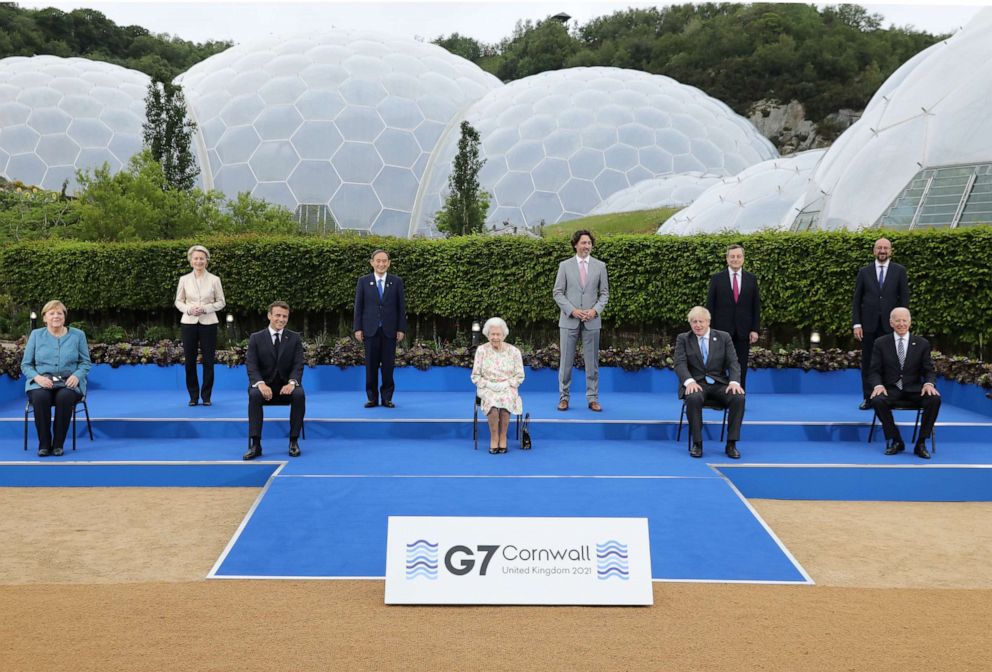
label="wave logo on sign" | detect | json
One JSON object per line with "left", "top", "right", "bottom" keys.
{"left": 596, "top": 540, "right": 629, "bottom": 581}
{"left": 405, "top": 539, "right": 438, "bottom": 580}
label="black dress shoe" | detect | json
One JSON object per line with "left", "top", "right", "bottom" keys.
{"left": 383, "top": 400, "right": 396, "bottom": 408}
{"left": 884, "top": 440, "right": 905, "bottom": 455}
{"left": 914, "top": 443, "right": 931, "bottom": 460}
{"left": 188, "top": 400, "right": 199, "bottom": 407}
{"left": 243, "top": 443, "right": 262, "bottom": 461}
{"left": 488, "top": 446, "right": 498, "bottom": 454}
{"left": 288, "top": 439, "right": 301, "bottom": 457}
{"left": 725, "top": 441, "right": 740, "bottom": 459}
{"left": 52, "top": 446, "right": 64, "bottom": 457}
{"left": 498, "top": 445, "right": 507, "bottom": 454}
{"left": 202, "top": 400, "right": 212, "bottom": 407}
{"left": 689, "top": 442, "right": 703, "bottom": 458}
{"left": 858, "top": 400, "right": 871, "bottom": 410}
{"left": 37, "top": 446, "right": 50, "bottom": 457}
{"left": 364, "top": 400, "right": 378, "bottom": 408}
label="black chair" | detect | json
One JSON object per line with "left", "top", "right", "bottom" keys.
{"left": 24, "top": 396, "right": 93, "bottom": 452}
{"left": 472, "top": 396, "right": 521, "bottom": 450}
{"left": 676, "top": 400, "right": 728, "bottom": 447}
{"left": 867, "top": 399, "right": 936, "bottom": 453}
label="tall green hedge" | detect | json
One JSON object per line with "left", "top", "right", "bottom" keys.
{"left": 2, "top": 228, "right": 991, "bottom": 343}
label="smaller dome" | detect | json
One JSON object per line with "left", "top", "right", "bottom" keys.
{"left": 0, "top": 56, "right": 149, "bottom": 192}
{"left": 660, "top": 150, "right": 826, "bottom": 235}
{"left": 588, "top": 172, "right": 723, "bottom": 215}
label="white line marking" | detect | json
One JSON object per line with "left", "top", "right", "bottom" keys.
{"left": 277, "top": 473, "right": 721, "bottom": 480}
{"left": 710, "top": 464, "right": 815, "bottom": 585}
{"left": 206, "top": 461, "right": 287, "bottom": 579}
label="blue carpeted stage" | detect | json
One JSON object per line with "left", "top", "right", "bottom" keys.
{"left": 2, "top": 365, "right": 990, "bottom": 583}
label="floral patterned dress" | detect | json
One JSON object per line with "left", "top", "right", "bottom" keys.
{"left": 471, "top": 342, "right": 524, "bottom": 415}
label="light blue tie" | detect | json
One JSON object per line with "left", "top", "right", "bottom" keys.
{"left": 377, "top": 278, "right": 384, "bottom": 300}
{"left": 700, "top": 336, "right": 715, "bottom": 383}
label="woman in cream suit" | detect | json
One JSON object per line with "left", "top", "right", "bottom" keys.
{"left": 175, "top": 245, "right": 225, "bottom": 406}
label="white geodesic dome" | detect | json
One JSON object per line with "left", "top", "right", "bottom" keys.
{"left": 415, "top": 67, "right": 777, "bottom": 234}
{"left": 175, "top": 30, "right": 501, "bottom": 236}
{"left": 0, "top": 56, "right": 149, "bottom": 193}
{"left": 792, "top": 8, "right": 992, "bottom": 231}
{"left": 588, "top": 172, "right": 723, "bottom": 215}
{"left": 660, "top": 149, "right": 826, "bottom": 235}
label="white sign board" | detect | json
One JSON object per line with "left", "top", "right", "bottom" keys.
{"left": 384, "top": 516, "right": 653, "bottom": 605}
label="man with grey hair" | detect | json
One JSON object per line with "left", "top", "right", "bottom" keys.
{"left": 674, "top": 306, "right": 745, "bottom": 459}
{"left": 354, "top": 249, "right": 407, "bottom": 408}
{"left": 868, "top": 307, "right": 940, "bottom": 459}
{"left": 553, "top": 229, "right": 609, "bottom": 412}
{"left": 706, "top": 244, "right": 760, "bottom": 389}
{"left": 853, "top": 237, "right": 909, "bottom": 408}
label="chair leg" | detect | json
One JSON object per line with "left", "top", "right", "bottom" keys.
{"left": 868, "top": 411, "right": 878, "bottom": 443}
{"left": 83, "top": 400, "right": 93, "bottom": 441}
{"left": 72, "top": 405, "right": 77, "bottom": 452}
{"left": 472, "top": 402, "right": 478, "bottom": 450}
{"left": 301, "top": 422, "right": 306, "bottom": 441}
{"left": 24, "top": 406, "right": 29, "bottom": 451}
{"left": 676, "top": 403, "right": 685, "bottom": 443}
{"left": 515, "top": 414, "right": 521, "bottom": 441}
{"left": 911, "top": 408, "right": 922, "bottom": 445}
{"left": 720, "top": 408, "right": 728, "bottom": 443}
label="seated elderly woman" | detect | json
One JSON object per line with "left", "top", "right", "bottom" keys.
{"left": 470, "top": 317, "right": 525, "bottom": 454}
{"left": 21, "top": 300, "right": 92, "bottom": 457}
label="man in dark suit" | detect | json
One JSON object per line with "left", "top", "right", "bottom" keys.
{"left": 244, "top": 301, "right": 305, "bottom": 460}
{"left": 853, "top": 237, "right": 909, "bottom": 408}
{"left": 868, "top": 307, "right": 940, "bottom": 459}
{"left": 353, "top": 249, "right": 407, "bottom": 408}
{"left": 674, "top": 306, "right": 746, "bottom": 459}
{"left": 706, "top": 244, "right": 760, "bottom": 389}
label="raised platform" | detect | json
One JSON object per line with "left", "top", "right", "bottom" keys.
{"left": 3, "top": 365, "right": 991, "bottom": 583}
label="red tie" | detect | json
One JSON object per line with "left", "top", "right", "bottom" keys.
{"left": 732, "top": 273, "right": 740, "bottom": 303}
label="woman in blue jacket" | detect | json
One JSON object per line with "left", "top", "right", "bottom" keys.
{"left": 21, "top": 300, "right": 92, "bottom": 456}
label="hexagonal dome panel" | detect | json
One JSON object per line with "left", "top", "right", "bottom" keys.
{"left": 416, "top": 67, "right": 777, "bottom": 234}
{"left": 177, "top": 29, "right": 500, "bottom": 234}
{"left": 0, "top": 55, "right": 148, "bottom": 192}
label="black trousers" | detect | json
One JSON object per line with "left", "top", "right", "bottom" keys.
{"left": 182, "top": 323, "right": 217, "bottom": 402}
{"left": 731, "top": 335, "right": 751, "bottom": 390}
{"left": 28, "top": 387, "right": 83, "bottom": 450}
{"left": 684, "top": 382, "right": 745, "bottom": 445}
{"left": 248, "top": 385, "right": 305, "bottom": 440}
{"left": 871, "top": 387, "right": 941, "bottom": 443}
{"left": 364, "top": 327, "right": 397, "bottom": 403}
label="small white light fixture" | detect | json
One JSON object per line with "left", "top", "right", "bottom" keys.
{"left": 30, "top": 311, "right": 37, "bottom": 320}
{"left": 225, "top": 313, "right": 234, "bottom": 324}
{"left": 810, "top": 331, "right": 821, "bottom": 345}
{"left": 471, "top": 321, "right": 481, "bottom": 333}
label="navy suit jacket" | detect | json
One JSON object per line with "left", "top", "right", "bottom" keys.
{"left": 706, "top": 269, "right": 760, "bottom": 339}
{"left": 353, "top": 273, "right": 408, "bottom": 338}
{"left": 246, "top": 329, "right": 304, "bottom": 388}
{"left": 852, "top": 262, "right": 909, "bottom": 334}
{"left": 867, "top": 333, "right": 936, "bottom": 395}
{"left": 673, "top": 329, "right": 741, "bottom": 399}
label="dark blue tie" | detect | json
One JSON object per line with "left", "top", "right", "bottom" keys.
{"left": 878, "top": 265, "right": 885, "bottom": 288}
{"left": 377, "top": 278, "right": 384, "bottom": 300}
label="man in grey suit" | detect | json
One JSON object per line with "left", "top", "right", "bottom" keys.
{"left": 674, "top": 306, "right": 745, "bottom": 459}
{"left": 553, "top": 229, "right": 609, "bottom": 412}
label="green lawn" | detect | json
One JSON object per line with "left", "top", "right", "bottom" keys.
{"left": 540, "top": 207, "right": 679, "bottom": 237}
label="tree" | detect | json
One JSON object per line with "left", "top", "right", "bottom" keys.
{"left": 142, "top": 79, "right": 200, "bottom": 191}
{"left": 435, "top": 121, "right": 489, "bottom": 236}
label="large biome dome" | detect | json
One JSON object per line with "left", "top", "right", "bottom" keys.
{"left": 588, "top": 172, "right": 723, "bottom": 215}
{"left": 416, "top": 67, "right": 777, "bottom": 234}
{"left": 176, "top": 30, "right": 501, "bottom": 236}
{"left": 791, "top": 8, "right": 992, "bottom": 231}
{"left": 0, "top": 56, "right": 148, "bottom": 193}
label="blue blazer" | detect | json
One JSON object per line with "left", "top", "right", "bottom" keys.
{"left": 353, "top": 273, "right": 408, "bottom": 338}
{"left": 21, "top": 327, "right": 92, "bottom": 395}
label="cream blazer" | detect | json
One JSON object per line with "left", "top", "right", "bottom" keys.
{"left": 175, "top": 271, "right": 226, "bottom": 325}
